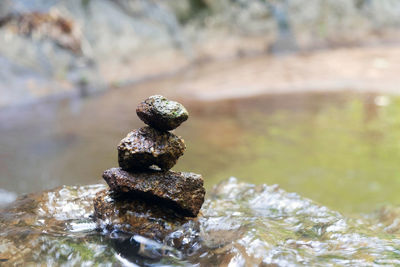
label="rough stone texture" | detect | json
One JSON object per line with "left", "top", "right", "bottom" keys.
{"left": 102, "top": 167, "right": 205, "bottom": 217}
{"left": 93, "top": 189, "right": 193, "bottom": 240}
{"left": 118, "top": 126, "right": 185, "bottom": 172}
{"left": 136, "top": 95, "right": 189, "bottom": 131}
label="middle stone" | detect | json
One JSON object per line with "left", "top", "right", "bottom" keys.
{"left": 118, "top": 126, "right": 186, "bottom": 171}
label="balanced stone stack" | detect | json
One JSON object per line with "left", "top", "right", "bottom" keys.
{"left": 94, "top": 95, "right": 206, "bottom": 239}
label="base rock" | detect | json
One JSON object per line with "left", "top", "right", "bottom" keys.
{"left": 93, "top": 189, "right": 194, "bottom": 240}
{"left": 102, "top": 167, "right": 205, "bottom": 217}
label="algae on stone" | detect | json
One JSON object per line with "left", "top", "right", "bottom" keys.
{"left": 136, "top": 95, "right": 189, "bottom": 131}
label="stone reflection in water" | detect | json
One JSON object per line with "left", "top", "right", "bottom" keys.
{"left": 2, "top": 178, "right": 400, "bottom": 265}
{"left": 182, "top": 93, "right": 400, "bottom": 214}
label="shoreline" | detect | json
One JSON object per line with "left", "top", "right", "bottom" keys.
{"left": 1, "top": 44, "right": 400, "bottom": 112}
{"left": 173, "top": 44, "right": 400, "bottom": 101}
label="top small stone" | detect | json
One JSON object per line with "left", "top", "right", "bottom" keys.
{"left": 136, "top": 95, "right": 189, "bottom": 131}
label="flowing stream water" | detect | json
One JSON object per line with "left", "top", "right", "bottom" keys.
{"left": 2, "top": 178, "right": 400, "bottom": 266}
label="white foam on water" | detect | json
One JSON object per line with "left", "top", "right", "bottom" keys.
{"left": 0, "top": 188, "right": 17, "bottom": 207}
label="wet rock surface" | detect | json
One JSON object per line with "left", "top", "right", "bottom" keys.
{"left": 102, "top": 168, "right": 205, "bottom": 217}
{"left": 117, "top": 126, "right": 185, "bottom": 172}
{"left": 136, "top": 95, "right": 189, "bottom": 131}
{"left": 0, "top": 184, "right": 109, "bottom": 266}
{"left": 3, "top": 179, "right": 400, "bottom": 266}
{"left": 93, "top": 189, "right": 194, "bottom": 240}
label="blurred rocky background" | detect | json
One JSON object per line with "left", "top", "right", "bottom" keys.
{"left": 1, "top": 0, "right": 400, "bottom": 108}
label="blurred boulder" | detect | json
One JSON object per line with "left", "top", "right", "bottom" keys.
{"left": 2, "top": 0, "right": 400, "bottom": 108}
{"left": 0, "top": 0, "right": 184, "bottom": 107}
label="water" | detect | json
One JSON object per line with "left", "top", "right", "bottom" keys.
{"left": 1, "top": 84, "right": 400, "bottom": 215}
{"left": 2, "top": 60, "right": 400, "bottom": 264}
{"left": 2, "top": 178, "right": 400, "bottom": 266}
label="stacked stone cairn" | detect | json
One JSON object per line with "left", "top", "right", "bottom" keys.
{"left": 94, "top": 95, "right": 206, "bottom": 240}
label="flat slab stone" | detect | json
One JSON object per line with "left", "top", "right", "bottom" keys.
{"left": 136, "top": 95, "right": 189, "bottom": 131}
{"left": 118, "top": 126, "right": 185, "bottom": 172}
{"left": 102, "top": 167, "right": 205, "bottom": 217}
{"left": 93, "top": 189, "right": 193, "bottom": 240}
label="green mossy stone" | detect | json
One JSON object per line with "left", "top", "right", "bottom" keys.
{"left": 136, "top": 95, "right": 189, "bottom": 131}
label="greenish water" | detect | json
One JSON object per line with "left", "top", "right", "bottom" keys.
{"left": 2, "top": 89, "right": 400, "bottom": 265}
{"left": 177, "top": 93, "right": 400, "bottom": 215}
{"left": 1, "top": 89, "right": 400, "bottom": 216}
